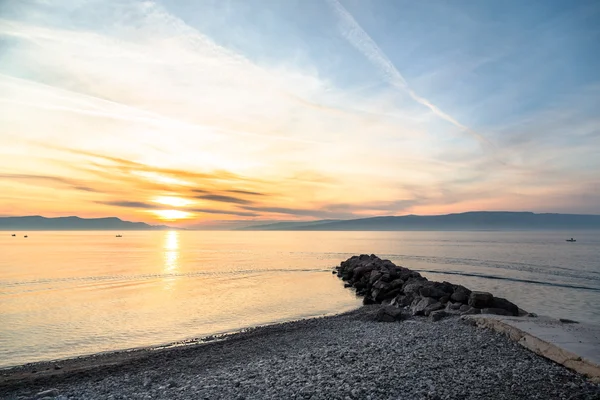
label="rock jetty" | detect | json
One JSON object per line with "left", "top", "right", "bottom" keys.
{"left": 335, "top": 254, "right": 524, "bottom": 321}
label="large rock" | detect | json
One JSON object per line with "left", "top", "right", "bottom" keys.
{"left": 491, "top": 297, "right": 519, "bottom": 316}
{"left": 352, "top": 265, "right": 374, "bottom": 281}
{"left": 402, "top": 279, "right": 428, "bottom": 296}
{"left": 369, "top": 270, "right": 383, "bottom": 284}
{"left": 423, "top": 302, "right": 445, "bottom": 316}
{"left": 375, "top": 305, "right": 405, "bottom": 322}
{"left": 450, "top": 285, "right": 471, "bottom": 303}
{"left": 411, "top": 297, "right": 437, "bottom": 316}
{"left": 468, "top": 291, "right": 494, "bottom": 308}
{"left": 430, "top": 310, "right": 448, "bottom": 322}
{"left": 391, "top": 294, "right": 415, "bottom": 308}
{"left": 371, "top": 280, "right": 392, "bottom": 301}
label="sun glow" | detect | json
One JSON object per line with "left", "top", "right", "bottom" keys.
{"left": 133, "top": 171, "right": 191, "bottom": 186}
{"left": 153, "top": 196, "right": 193, "bottom": 207}
{"left": 152, "top": 209, "right": 192, "bottom": 221}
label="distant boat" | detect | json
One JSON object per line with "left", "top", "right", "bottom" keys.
{"left": 116, "top": 234, "right": 122, "bottom": 237}
{"left": 24, "top": 235, "right": 28, "bottom": 238}
{"left": 566, "top": 238, "right": 576, "bottom": 242}
{"left": 11, "top": 234, "right": 16, "bottom": 237}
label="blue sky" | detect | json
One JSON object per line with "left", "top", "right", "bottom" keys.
{"left": 0, "top": 0, "right": 599, "bottom": 225}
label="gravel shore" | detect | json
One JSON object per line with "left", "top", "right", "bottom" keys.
{"left": 1, "top": 306, "right": 599, "bottom": 400}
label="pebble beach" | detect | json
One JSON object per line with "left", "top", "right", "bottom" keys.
{"left": 1, "top": 306, "right": 599, "bottom": 400}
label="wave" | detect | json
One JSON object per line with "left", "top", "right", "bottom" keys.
{"left": 418, "top": 269, "right": 600, "bottom": 292}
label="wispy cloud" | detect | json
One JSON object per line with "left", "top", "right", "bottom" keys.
{"left": 325, "top": 0, "right": 498, "bottom": 151}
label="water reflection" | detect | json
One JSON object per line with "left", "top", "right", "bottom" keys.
{"left": 163, "top": 231, "right": 179, "bottom": 284}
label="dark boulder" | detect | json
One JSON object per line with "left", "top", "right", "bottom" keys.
{"left": 375, "top": 305, "right": 405, "bottom": 322}
{"left": 491, "top": 297, "right": 519, "bottom": 316}
{"left": 371, "top": 280, "right": 392, "bottom": 301}
{"left": 403, "top": 279, "right": 427, "bottom": 296}
{"left": 389, "top": 279, "right": 404, "bottom": 290}
{"left": 382, "top": 288, "right": 402, "bottom": 300}
{"left": 450, "top": 285, "right": 471, "bottom": 303}
{"left": 352, "top": 265, "right": 374, "bottom": 281}
{"left": 411, "top": 297, "right": 437, "bottom": 316}
{"left": 423, "top": 302, "right": 444, "bottom": 316}
{"left": 369, "top": 271, "right": 383, "bottom": 284}
{"left": 430, "top": 310, "right": 448, "bottom": 322}
{"left": 468, "top": 291, "right": 494, "bottom": 308}
{"left": 391, "top": 294, "right": 415, "bottom": 308}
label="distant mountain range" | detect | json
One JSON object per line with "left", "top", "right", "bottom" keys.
{"left": 238, "top": 212, "right": 600, "bottom": 231}
{"left": 0, "top": 216, "right": 172, "bottom": 231}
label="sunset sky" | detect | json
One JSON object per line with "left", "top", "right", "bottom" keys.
{"left": 1, "top": 0, "right": 599, "bottom": 227}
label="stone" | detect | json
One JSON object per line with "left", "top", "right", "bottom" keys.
{"left": 468, "top": 291, "right": 494, "bottom": 308}
{"left": 403, "top": 280, "right": 427, "bottom": 296}
{"left": 389, "top": 278, "right": 404, "bottom": 290}
{"left": 447, "top": 302, "right": 462, "bottom": 310}
{"left": 459, "top": 304, "right": 470, "bottom": 312}
{"left": 375, "top": 305, "right": 404, "bottom": 322}
{"left": 481, "top": 308, "right": 513, "bottom": 316}
{"left": 382, "top": 288, "right": 401, "bottom": 300}
{"left": 369, "top": 271, "right": 383, "bottom": 284}
{"left": 391, "top": 294, "right": 414, "bottom": 308}
{"left": 371, "top": 280, "right": 392, "bottom": 301}
{"left": 430, "top": 310, "right": 448, "bottom": 322}
{"left": 439, "top": 295, "right": 450, "bottom": 304}
{"left": 352, "top": 265, "right": 373, "bottom": 281}
{"left": 35, "top": 389, "right": 60, "bottom": 399}
{"left": 450, "top": 285, "right": 471, "bottom": 303}
{"left": 363, "top": 297, "right": 376, "bottom": 305}
{"left": 411, "top": 297, "right": 437, "bottom": 316}
{"left": 491, "top": 297, "right": 519, "bottom": 316}
{"left": 423, "top": 302, "right": 444, "bottom": 316}
{"left": 419, "top": 285, "right": 447, "bottom": 299}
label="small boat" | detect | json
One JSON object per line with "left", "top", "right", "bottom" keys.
{"left": 24, "top": 235, "right": 28, "bottom": 238}
{"left": 11, "top": 234, "right": 16, "bottom": 237}
{"left": 566, "top": 238, "right": 576, "bottom": 242}
{"left": 116, "top": 234, "right": 122, "bottom": 238}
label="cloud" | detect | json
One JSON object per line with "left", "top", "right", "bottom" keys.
{"left": 193, "top": 193, "right": 254, "bottom": 205}
{"left": 325, "top": 0, "right": 498, "bottom": 151}
{"left": 0, "top": 173, "right": 99, "bottom": 193}
{"left": 98, "top": 201, "right": 160, "bottom": 209}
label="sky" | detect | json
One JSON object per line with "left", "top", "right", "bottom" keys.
{"left": 0, "top": 0, "right": 599, "bottom": 227}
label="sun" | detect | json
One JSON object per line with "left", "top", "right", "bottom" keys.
{"left": 151, "top": 210, "right": 192, "bottom": 221}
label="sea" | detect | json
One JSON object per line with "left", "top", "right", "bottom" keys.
{"left": 1, "top": 230, "right": 599, "bottom": 368}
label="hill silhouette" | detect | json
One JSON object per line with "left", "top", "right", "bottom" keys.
{"left": 239, "top": 211, "right": 600, "bottom": 231}
{"left": 0, "top": 216, "right": 172, "bottom": 230}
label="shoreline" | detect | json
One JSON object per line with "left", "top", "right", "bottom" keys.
{"left": 0, "top": 307, "right": 363, "bottom": 385}
{"left": 2, "top": 306, "right": 600, "bottom": 399}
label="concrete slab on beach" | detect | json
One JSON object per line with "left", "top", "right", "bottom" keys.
{"left": 467, "top": 314, "right": 600, "bottom": 382}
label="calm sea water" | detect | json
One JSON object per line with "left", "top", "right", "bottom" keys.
{"left": 1, "top": 230, "right": 599, "bottom": 368}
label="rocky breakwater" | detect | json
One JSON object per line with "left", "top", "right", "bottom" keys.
{"left": 335, "top": 254, "right": 525, "bottom": 322}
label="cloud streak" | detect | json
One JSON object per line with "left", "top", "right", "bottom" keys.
{"left": 325, "top": 0, "right": 498, "bottom": 151}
